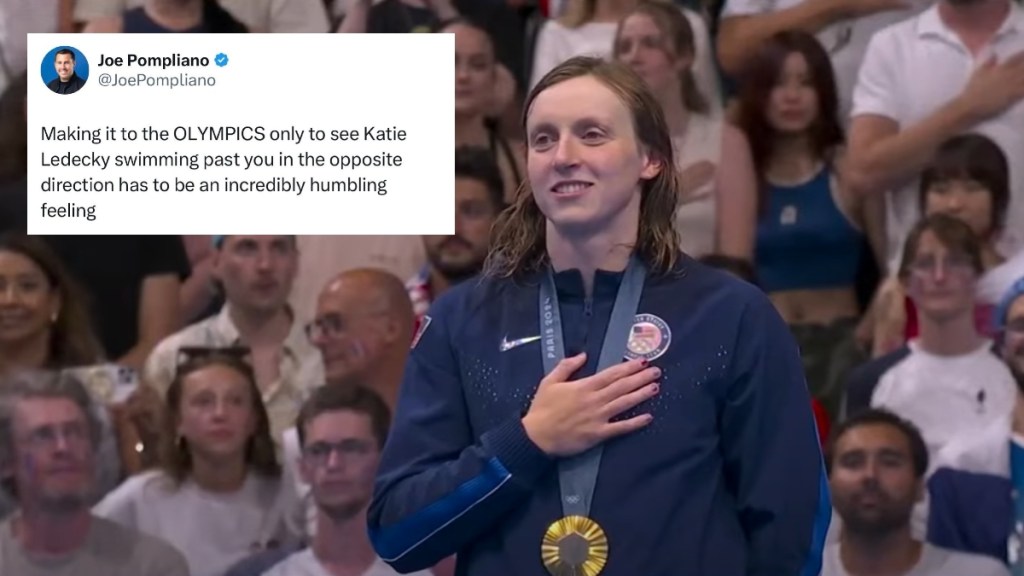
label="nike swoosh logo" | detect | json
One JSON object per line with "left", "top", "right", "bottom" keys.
{"left": 500, "top": 335, "right": 541, "bottom": 352}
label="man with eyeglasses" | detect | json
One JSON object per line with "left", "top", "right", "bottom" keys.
{"left": 306, "top": 268, "right": 414, "bottom": 412}
{"left": 842, "top": 214, "right": 1017, "bottom": 537}
{"left": 927, "top": 275, "right": 1024, "bottom": 569}
{"left": 407, "top": 146, "right": 507, "bottom": 334}
{"left": 260, "top": 385, "right": 432, "bottom": 576}
{"left": 0, "top": 370, "right": 188, "bottom": 576}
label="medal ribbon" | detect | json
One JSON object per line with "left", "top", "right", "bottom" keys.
{"left": 538, "top": 256, "right": 646, "bottom": 519}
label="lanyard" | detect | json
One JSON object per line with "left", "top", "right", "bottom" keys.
{"left": 538, "top": 257, "right": 646, "bottom": 518}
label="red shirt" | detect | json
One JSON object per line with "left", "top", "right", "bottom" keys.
{"left": 811, "top": 398, "right": 830, "bottom": 447}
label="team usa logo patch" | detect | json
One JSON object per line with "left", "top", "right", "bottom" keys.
{"left": 624, "top": 314, "right": 671, "bottom": 361}
{"left": 411, "top": 315, "right": 431, "bottom": 349}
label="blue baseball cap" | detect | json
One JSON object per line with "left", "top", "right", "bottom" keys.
{"left": 994, "top": 276, "right": 1024, "bottom": 332}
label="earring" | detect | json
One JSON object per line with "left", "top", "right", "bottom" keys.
{"left": 50, "top": 311, "right": 58, "bottom": 323}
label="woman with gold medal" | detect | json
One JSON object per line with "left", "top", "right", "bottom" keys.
{"left": 367, "top": 55, "right": 831, "bottom": 575}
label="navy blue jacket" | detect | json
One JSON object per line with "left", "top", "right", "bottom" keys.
{"left": 368, "top": 256, "right": 831, "bottom": 575}
{"left": 928, "top": 467, "right": 1013, "bottom": 564}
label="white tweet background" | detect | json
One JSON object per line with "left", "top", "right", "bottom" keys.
{"left": 26, "top": 33, "right": 455, "bottom": 235}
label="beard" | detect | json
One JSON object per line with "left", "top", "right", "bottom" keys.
{"left": 38, "top": 491, "right": 91, "bottom": 515}
{"left": 834, "top": 486, "right": 913, "bottom": 537}
{"left": 428, "top": 238, "right": 485, "bottom": 285}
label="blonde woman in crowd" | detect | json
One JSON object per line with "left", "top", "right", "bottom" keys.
{"left": 530, "top": 0, "right": 722, "bottom": 115}
{"left": 614, "top": 1, "right": 756, "bottom": 261}
{"left": 93, "top": 348, "right": 289, "bottom": 576}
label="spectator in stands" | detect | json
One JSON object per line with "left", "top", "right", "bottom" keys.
{"left": 144, "top": 235, "right": 323, "bottom": 452}
{"left": 47, "top": 234, "right": 191, "bottom": 372}
{"left": 845, "top": 214, "right": 1016, "bottom": 472}
{"left": 614, "top": 1, "right": 757, "bottom": 261}
{"left": 262, "top": 385, "right": 432, "bottom": 576}
{"left": 530, "top": 0, "right": 721, "bottom": 113}
{"left": 822, "top": 408, "right": 1008, "bottom": 576}
{"left": 443, "top": 20, "right": 525, "bottom": 202}
{"left": 0, "top": 370, "right": 189, "bottom": 576}
{"left": 407, "top": 146, "right": 506, "bottom": 328}
{"left": 74, "top": 0, "right": 329, "bottom": 32}
{"left": 736, "top": 30, "right": 876, "bottom": 420}
{"left": 717, "top": 0, "right": 931, "bottom": 122}
{"left": 872, "top": 134, "right": 1024, "bottom": 355}
{"left": 306, "top": 269, "right": 414, "bottom": 411}
{"left": 926, "top": 276, "right": 1024, "bottom": 566}
{"left": 94, "top": 349, "right": 289, "bottom": 576}
{"left": 82, "top": 0, "right": 249, "bottom": 31}
{"left": 846, "top": 0, "right": 1024, "bottom": 271}
{"left": 0, "top": 233, "right": 103, "bottom": 377}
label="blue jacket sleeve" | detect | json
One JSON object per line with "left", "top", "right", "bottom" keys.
{"left": 719, "top": 289, "right": 831, "bottom": 576}
{"left": 367, "top": 293, "right": 555, "bottom": 573}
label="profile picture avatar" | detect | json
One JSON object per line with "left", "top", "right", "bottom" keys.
{"left": 43, "top": 47, "right": 89, "bottom": 95}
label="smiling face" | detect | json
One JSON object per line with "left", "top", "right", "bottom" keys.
{"left": 54, "top": 52, "right": 74, "bottom": 82}
{"left": 0, "top": 249, "right": 60, "bottom": 349}
{"left": 525, "top": 75, "right": 661, "bottom": 236}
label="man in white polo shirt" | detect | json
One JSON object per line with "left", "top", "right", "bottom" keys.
{"left": 846, "top": 0, "right": 1024, "bottom": 270}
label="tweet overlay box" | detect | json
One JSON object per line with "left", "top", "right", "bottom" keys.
{"left": 26, "top": 34, "right": 454, "bottom": 235}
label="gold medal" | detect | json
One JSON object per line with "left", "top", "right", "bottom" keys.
{"left": 541, "top": 515, "right": 609, "bottom": 576}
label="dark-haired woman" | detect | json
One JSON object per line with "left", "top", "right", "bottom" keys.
{"left": 736, "top": 30, "right": 884, "bottom": 420}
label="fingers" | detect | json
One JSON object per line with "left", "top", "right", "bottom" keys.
{"left": 601, "top": 381, "right": 660, "bottom": 419}
{"left": 599, "top": 365, "right": 661, "bottom": 400}
{"left": 586, "top": 358, "right": 650, "bottom": 389}
{"left": 597, "top": 414, "right": 654, "bottom": 440}
{"left": 541, "top": 352, "right": 587, "bottom": 385}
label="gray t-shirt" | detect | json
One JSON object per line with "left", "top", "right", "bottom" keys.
{"left": 821, "top": 542, "right": 1010, "bottom": 576}
{"left": 0, "top": 515, "right": 190, "bottom": 576}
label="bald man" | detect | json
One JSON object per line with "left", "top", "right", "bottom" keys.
{"left": 306, "top": 268, "right": 414, "bottom": 410}
{"left": 230, "top": 269, "right": 461, "bottom": 576}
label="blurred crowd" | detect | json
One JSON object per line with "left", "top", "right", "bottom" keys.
{"left": 1, "top": 0, "right": 1024, "bottom": 574}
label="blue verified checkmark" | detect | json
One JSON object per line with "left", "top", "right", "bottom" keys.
{"left": 215, "top": 53, "right": 229, "bottom": 67}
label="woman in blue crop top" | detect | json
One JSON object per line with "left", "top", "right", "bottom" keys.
{"left": 735, "top": 31, "right": 885, "bottom": 421}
